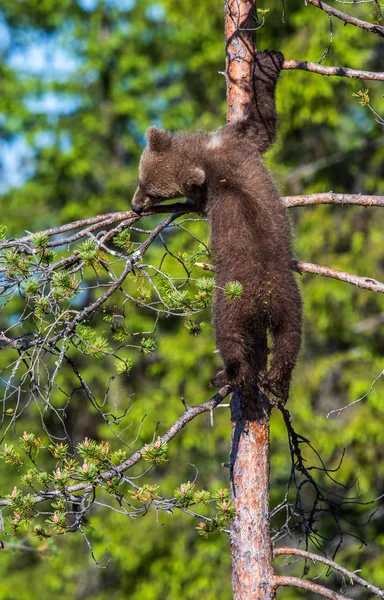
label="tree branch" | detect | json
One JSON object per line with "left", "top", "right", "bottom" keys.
{"left": 283, "top": 192, "right": 384, "bottom": 208}
{"left": 274, "top": 575, "right": 353, "bottom": 600}
{"left": 274, "top": 547, "right": 384, "bottom": 598}
{"left": 306, "top": 0, "right": 384, "bottom": 37}
{"left": 1, "top": 193, "right": 383, "bottom": 253}
{"left": 0, "top": 385, "right": 232, "bottom": 507}
{"left": 195, "top": 260, "right": 384, "bottom": 294}
{"left": 293, "top": 260, "right": 384, "bottom": 294}
{"left": 283, "top": 60, "right": 384, "bottom": 81}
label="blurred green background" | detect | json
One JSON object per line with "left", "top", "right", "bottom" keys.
{"left": 0, "top": 0, "right": 383, "bottom": 598}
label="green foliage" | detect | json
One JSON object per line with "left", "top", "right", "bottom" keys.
{"left": 0, "top": 225, "right": 8, "bottom": 241}
{"left": 3, "top": 249, "right": 31, "bottom": 279}
{"left": 18, "top": 432, "right": 41, "bottom": 458}
{"left": 113, "top": 229, "right": 134, "bottom": 252}
{"left": 34, "top": 296, "right": 51, "bottom": 318}
{"left": 130, "top": 484, "right": 160, "bottom": 502}
{"left": 224, "top": 280, "right": 243, "bottom": 301}
{"left": 77, "top": 239, "right": 107, "bottom": 268}
{"left": 196, "top": 492, "right": 236, "bottom": 539}
{"left": 31, "top": 233, "right": 49, "bottom": 248}
{"left": 184, "top": 319, "right": 204, "bottom": 336}
{"left": 141, "top": 438, "right": 168, "bottom": 464}
{"left": 0, "top": 444, "right": 22, "bottom": 468}
{"left": 77, "top": 438, "right": 111, "bottom": 465}
{"left": 139, "top": 337, "right": 157, "bottom": 355}
{"left": 353, "top": 88, "right": 370, "bottom": 105}
{"left": 76, "top": 325, "right": 111, "bottom": 358}
{"left": 174, "top": 480, "right": 196, "bottom": 506}
{"left": 115, "top": 357, "right": 133, "bottom": 375}
{"left": 22, "top": 277, "right": 40, "bottom": 297}
{"left": 51, "top": 271, "right": 78, "bottom": 302}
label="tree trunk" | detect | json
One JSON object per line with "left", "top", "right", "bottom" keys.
{"left": 225, "top": 0, "right": 256, "bottom": 122}
{"left": 225, "top": 2, "right": 276, "bottom": 598}
{"left": 230, "top": 392, "right": 275, "bottom": 599}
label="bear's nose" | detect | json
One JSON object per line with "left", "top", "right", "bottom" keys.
{"left": 131, "top": 186, "right": 146, "bottom": 214}
{"left": 131, "top": 202, "right": 144, "bottom": 214}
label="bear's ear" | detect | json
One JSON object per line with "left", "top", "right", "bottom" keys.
{"left": 184, "top": 167, "right": 205, "bottom": 188}
{"left": 145, "top": 126, "right": 172, "bottom": 152}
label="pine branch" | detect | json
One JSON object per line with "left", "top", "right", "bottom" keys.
{"left": 0, "top": 385, "right": 232, "bottom": 508}
{"left": 274, "top": 547, "right": 384, "bottom": 598}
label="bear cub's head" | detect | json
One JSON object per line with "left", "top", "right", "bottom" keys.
{"left": 131, "top": 126, "right": 205, "bottom": 214}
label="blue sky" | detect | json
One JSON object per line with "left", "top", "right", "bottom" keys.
{"left": 0, "top": 2, "right": 166, "bottom": 192}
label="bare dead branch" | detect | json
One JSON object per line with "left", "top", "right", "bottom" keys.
{"left": 274, "top": 575, "right": 353, "bottom": 600}
{"left": 306, "top": 0, "right": 384, "bottom": 36}
{"left": 283, "top": 60, "right": 384, "bottom": 81}
{"left": 195, "top": 260, "right": 384, "bottom": 295}
{"left": 274, "top": 547, "right": 384, "bottom": 598}
{"left": 283, "top": 193, "right": 384, "bottom": 208}
{"left": 293, "top": 260, "right": 384, "bottom": 294}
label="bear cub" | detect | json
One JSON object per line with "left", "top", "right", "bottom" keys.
{"left": 132, "top": 51, "right": 302, "bottom": 403}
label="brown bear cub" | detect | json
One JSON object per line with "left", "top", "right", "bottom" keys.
{"left": 132, "top": 51, "right": 302, "bottom": 403}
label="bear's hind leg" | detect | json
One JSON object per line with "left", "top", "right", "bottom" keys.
{"left": 263, "top": 304, "right": 302, "bottom": 403}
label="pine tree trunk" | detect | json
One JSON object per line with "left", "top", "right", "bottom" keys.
{"left": 230, "top": 392, "right": 275, "bottom": 599}
{"left": 225, "top": 2, "right": 276, "bottom": 598}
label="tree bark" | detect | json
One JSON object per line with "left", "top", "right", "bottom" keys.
{"left": 225, "top": 0, "right": 256, "bottom": 122}
{"left": 230, "top": 392, "right": 275, "bottom": 599}
{"left": 225, "top": 3, "right": 275, "bottom": 598}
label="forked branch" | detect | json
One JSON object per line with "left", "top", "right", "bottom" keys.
{"left": 273, "top": 576, "right": 353, "bottom": 600}
{"left": 274, "top": 547, "right": 384, "bottom": 598}
{"left": 306, "top": 0, "right": 384, "bottom": 37}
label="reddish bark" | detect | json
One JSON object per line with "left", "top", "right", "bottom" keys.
{"left": 225, "top": 0, "right": 256, "bottom": 122}
{"left": 230, "top": 392, "right": 275, "bottom": 599}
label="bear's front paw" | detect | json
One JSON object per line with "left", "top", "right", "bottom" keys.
{"left": 254, "top": 50, "right": 285, "bottom": 84}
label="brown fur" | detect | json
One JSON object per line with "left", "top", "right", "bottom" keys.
{"left": 131, "top": 51, "right": 302, "bottom": 402}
